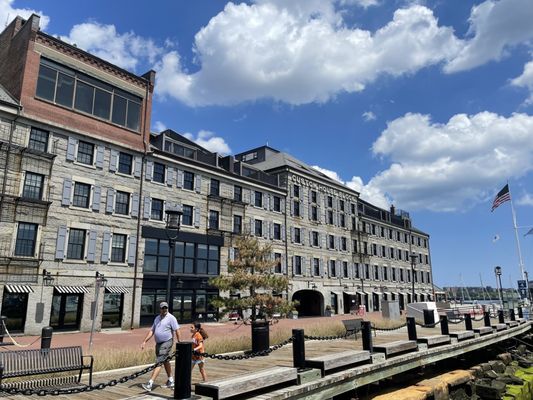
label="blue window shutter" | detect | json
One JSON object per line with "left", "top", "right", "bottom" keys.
{"left": 177, "top": 169, "right": 184, "bottom": 188}
{"left": 229, "top": 247, "right": 235, "bottom": 261}
{"left": 109, "top": 150, "right": 118, "bottom": 172}
{"left": 92, "top": 186, "right": 101, "bottom": 211}
{"left": 55, "top": 226, "right": 67, "bottom": 259}
{"left": 66, "top": 137, "right": 76, "bottom": 161}
{"left": 319, "top": 258, "right": 324, "bottom": 277}
{"left": 143, "top": 196, "right": 151, "bottom": 219}
{"left": 87, "top": 230, "right": 97, "bottom": 262}
{"left": 101, "top": 232, "right": 111, "bottom": 263}
{"left": 128, "top": 235, "right": 137, "bottom": 265}
{"left": 106, "top": 188, "right": 115, "bottom": 213}
{"left": 61, "top": 178, "right": 72, "bottom": 206}
{"left": 281, "top": 224, "right": 286, "bottom": 241}
{"left": 281, "top": 255, "right": 286, "bottom": 274}
{"left": 194, "top": 207, "right": 201, "bottom": 227}
{"left": 301, "top": 228, "right": 306, "bottom": 246}
{"left": 145, "top": 160, "right": 153, "bottom": 180}
{"left": 292, "top": 256, "right": 296, "bottom": 276}
{"left": 195, "top": 174, "right": 202, "bottom": 193}
{"left": 166, "top": 167, "right": 175, "bottom": 186}
{"left": 249, "top": 217, "right": 255, "bottom": 235}
{"left": 134, "top": 156, "right": 142, "bottom": 178}
{"left": 131, "top": 193, "right": 140, "bottom": 217}
{"left": 302, "top": 258, "right": 307, "bottom": 276}
{"left": 95, "top": 145, "right": 105, "bottom": 168}
{"left": 243, "top": 189, "right": 251, "bottom": 204}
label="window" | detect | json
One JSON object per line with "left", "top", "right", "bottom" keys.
{"left": 210, "top": 179, "right": 220, "bottom": 196}
{"left": 118, "top": 153, "right": 133, "bottom": 175}
{"left": 383, "top": 267, "right": 388, "bottom": 281}
{"left": 365, "top": 264, "right": 370, "bottom": 279}
{"left": 234, "top": 185, "right": 242, "bottom": 202}
{"left": 327, "top": 196, "right": 333, "bottom": 208}
{"left": 311, "top": 191, "right": 317, "bottom": 203}
{"left": 273, "top": 196, "right": 281, "bottom": 212}
{"left": 330, "top": 260, "right": 336, "bottom": 277}
{"left": 153, "top": 163, "right": 165, "bottom": 183}
{"left": 254, "top": 191, "right": 263, "bottom": 207}
{"left": 426, "top": 271, "right": 431, "bottom": 283}
{"left": 343, "top": 261, "right": 348, "bottom": 278}
{"left": 398, "top": 250, "right": 403, "bottom": 261}
{"left": 196, "top": 244, "right": 219, "bottom": 274}
{"left": 374, "top": 266, "right": 379, "bottom": 280}
{"left": 340, "top": 214, "right": 345, "bottom": 227}
{"left": 313, "top": 258, "right": 320, "bottom": 276}
{"left": 389, "top": 230, "right": 393, "bottom": 240}
{"left": 400, "top": 269, "right": 404, "bottom": 282}
{"left": 328, "top": 235, "right": 335, "bottom": 249}
{"left": 164, "top": 140, "right": 196, "bottom": 159}
{"left": 293, "top": 200, "right": 300, "bottom": 217}
{"left": 274, "top": 253, "right": 282, "bottom": 274}
{"left": 183, "top": 171, "right": 194, "bottom": 190}
{"left": 273, "top": 223, "right": 281, "bottom": 240}
{"left": 327, "top": 210, "right": 333, "bottom": 224}
{"left": 294, "top": 228, "right": 301, "bottom": 244}
{"left": 72, "top": 182, "right": 91, "bottom": 208}
{"left": 293, "top": 185, "right": 300, "bottom": 198}
{"left": 36, "top": 58, "right": 142, "bottom": 131}
{"left": 254, "top": 219, "right": 263, "bottom": 236}
{"left": 351, "top": 203, "right": 356, "bottom": 214}
{"left": 339, "top": 200, "right": 345, "bottom": 211}
{"left": 28, "top": 128, "right": 49, "bottom": 152}
{"left": 233, "top": 215, "right": 242, "bottom": 234}
{"left": 14, "top": 223, "right": 37, "bottom": 257}
{"left": 151, "top": 199, "right": 164, "bottom": 221}
{"left": 372, "top": 243, "right": 377, "bottom": 256}
{"left": 111, "top": 234, "right": 127, "bottom": 263}
{"left": 352, "top": 239, "right": 357, "bottom": 252}
{"left": 209, "top": 210, "right": 219, "bottom": 230}
{"left": 294, "top": 256, "right": 302, "bottom": 275}
{"left": 22, "top": 172, "right": 44, "bottom": 200}
{"left": 392, "top": 268, "right": 397, "bottom": 281}
{"left": 182, "top": 205, "right": 193, "bottom": 226}
{"left": 77, "top": 141, "right": 94, "bottom": 165}
{"left": 380, "top": 226, "right": 385, "bottom": 237}
{"left": 312, "top": 231, "right": 319, "bottom": 247}
{"left": 372, "top": 224, "right": 377, "bottom": 235}
{"left": 351, "top": 216, "right": 356, "bottom": 230}
{"left": 115, "top": 191, "right": 130, "bottom": 215}
{"left": 341, "top": 237, "right": 347, "bottom": 251}
{"left": 363, "top": 242, "right": 368, "bottom": 254}
{"left": 311, "top": 206, "right": 318, "bottom": 221}
{"left": 67, "top": 228, "right": 86, "bottom": 260}
{"left": 355, "top": 263, "right": 360, "bottom": 279}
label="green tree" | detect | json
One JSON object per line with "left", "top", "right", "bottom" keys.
{"left": 210, "top": 235, "right": 295, "bottom": 321}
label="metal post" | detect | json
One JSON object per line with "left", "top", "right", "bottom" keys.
{"left": 167, "top": 240, "right": 176, "bottom": 306}
{"left": 498, "top": 309, "right": 505, "bottom": 324}
{"left": 440, "top": 315, "right": 449, "bottom": 335}
{"left": 41, "top": 326, "right": 53, "bottom": 350}
{"left": 174, "top": 342, "right": 192, "bottom": 400}
{"left": 292, "top": 329, "right": 305, "bottom": 370}
{"left": 464, "top": 314, "right": 472, "bottom": 331}
{"left": 362, "top": 321, "right": 372, "bottom": 352}
{"left": 483, "top": 311, "right": 491, "bottom": 327}
{"left": 410, "top": 253, "right": 417, "bottom": 303}
{"left": 0, "top": 316, "right": 6, "bottom": 343}
{"left": 518, "top": 307, "right": 523, "bottom": 319}
{"left": 89, "top": 278, "right": 101, "bottom": 351}
{"left": 510, "top": 308, "right": 516, "bottom": 321}
{"left": 407, "top": 317, "right": 417, "bottom": 341}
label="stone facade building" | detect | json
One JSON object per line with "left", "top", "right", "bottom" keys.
{"left": 0, "top": 15, "right": 433, "bottom": 335}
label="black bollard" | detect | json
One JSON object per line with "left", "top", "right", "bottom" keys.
{"left": 440, "top": 315, "right": 449, "bottom": 335}
{"left": 0, "top": 316, "right": 6, "bottom": 343}
{"left": 292, "top": 329, "right": 305, "bottom": 370}
{"left": 518, "top": 307, "right": 523, "bottom": 319}
{"left": 41, "top": 326, "right": 53, "bottom": 350}
{"left": 510, "top": 309, "right": 516, "bottom": 321}
{"left": 423, "top": 309, "right": 435, "bottom": 325}
{"left": 362, "top": 321, "right": 372, "bottom": 352}
{"left": 407, "top": 317, "right": 417, "bottom": 341}
{"left": 484, "top": 311, "right": 491, "bottom": 327}
{"left": 498, "top": 310, "right": 505, "bottom": 324}
{"left": 174, "top": 342, "right": 193, "bottom": 400}
{"left": 464, "top": 314, "right": 472, "bottom": 331}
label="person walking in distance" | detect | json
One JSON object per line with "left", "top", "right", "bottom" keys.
{"left": 191, "top": 322, "right": 208, "bottom": 382}
{"left": 141, "top": 301, "right": 181, "bottom": 391}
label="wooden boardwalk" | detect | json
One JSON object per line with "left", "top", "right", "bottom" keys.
{"left": 2, "top": 320, "right": 530, "bottom": 399}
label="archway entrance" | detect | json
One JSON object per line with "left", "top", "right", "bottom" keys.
{"left": 292, "top": 290, "right": 323, "bottom": 317}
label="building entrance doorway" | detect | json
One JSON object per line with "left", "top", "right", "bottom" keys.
{"left": 1, "top": 292, "right": 28, "bottom": 333}
{"left": 50, "top": 293, "right": 82, "bottom": 331}
{"left": 102, "top": 293, "right": 123, "bottom": 328}
{"left": 292, "top": 290, "right": 323, "bottom": 316}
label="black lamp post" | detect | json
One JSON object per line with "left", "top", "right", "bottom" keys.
{"left": 494, "top": 266, "right": 503, "bottom": 310}
{"left": 165, "top": 209, "right": 183, "bottom": 307}
{"left": 409, "top": 253, "right": 418, "bottom": 303}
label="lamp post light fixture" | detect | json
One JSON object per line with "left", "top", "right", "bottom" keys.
{"left": 409, "top": 253, "right": 418, "bottom": 303}
{"left": 165, "top": 209, "right": 183, "bottom": 307}
{"left": 89, "top": 271, "right": 108, "bottom": 350}
{"left": 494, "top": 266, "right": 504, "bottom": 310}
{"left": 42, "top": 269, "right": 54, "bottom": 286}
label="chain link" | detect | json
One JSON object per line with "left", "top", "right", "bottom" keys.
{"left": 195, "top": 336, "right": 294, "bottom": 360}
{"left": 303, "top": 331, "right": 352, "bottom": 340}
{"left": 371, "top": 322, "right": 407, "bottom": 331}
{"left": 447, "top": 317, "right": 465, "bottom": 324}
{"left": 415, "top": 320, "right": 441, "bottom": 328}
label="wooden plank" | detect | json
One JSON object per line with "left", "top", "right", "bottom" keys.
{"left": 492, "top": 323, "right": 507, "bottom": 331}
{"left": 505, "top": 321, "right": 519, "bottom": 327}
{"left": 473, "top": 327, "right": 493, "bottom": 336}
{"left": 305, "top": 350, "right": 370, "bottom": 376}
{"left": 417, "top": 335, "right": 451, "bottom": 347}
{"left": 194, "top": 366, "right": 297, "bottom": 399}
{"left": 449, "top": 331, "right": 475, "bottom": 341}
{"left": 372, "top": 340, "right": 417, "bottom": 357}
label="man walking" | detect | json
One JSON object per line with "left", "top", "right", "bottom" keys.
{"left": 141, "top": 301, "right": 181, "bottom": 391}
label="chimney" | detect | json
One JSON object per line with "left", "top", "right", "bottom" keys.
{"left": 390, "top": 204, "right": 395, "bottom": 216}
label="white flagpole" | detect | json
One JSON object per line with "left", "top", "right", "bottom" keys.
{"left": 508, "top": 183, "right": 526, "bottom": 282}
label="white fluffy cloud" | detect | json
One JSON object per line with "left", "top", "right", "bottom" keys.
{"left": 62, "top": 22, "right": 163, "bottom": 71}
{"left": 444, "top": 0, "right": 533, "bottom": 73}
{"left": 156, "top": 2, "right": 462, "bottom": 106}
{"left": 362, "top": 111, "right": 376, "bottom": 121}
{"left": 511, "top": 59, "right": 533, "bottom": 104}
{"left": 152, "top": 121, "right": 167, "bottom": 133}
{"left": 184, "top": 131, "right": 232, "bottom": 155}
{"left": 338, "top": 0, "right": 380, "bottom": 8}
{"left": 369, "top": 112, "right": 533, "bottom": 211}
{"left": 0, "top": 0, "right": 49, "bottom": 30}
{"left": 516, "top": 193, "right": 533, "bottom": 207}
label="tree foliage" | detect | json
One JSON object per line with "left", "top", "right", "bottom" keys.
{"left": 210, "top": 235, "right": 295, "bottom": 321}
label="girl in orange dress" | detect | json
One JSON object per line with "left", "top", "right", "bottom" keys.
{"left": 191, "top": 322, "right": 208, "bottom": 381}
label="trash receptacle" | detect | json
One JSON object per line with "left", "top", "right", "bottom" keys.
{"left": 251, "top": 320, "right": 269, "bottom": 353}
{"left": 41, "top": 326, "right": 53, "bottom": 350}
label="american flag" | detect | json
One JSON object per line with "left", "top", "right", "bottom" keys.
{"left": 491, "top": 184, "right": 511, "bottom": 212}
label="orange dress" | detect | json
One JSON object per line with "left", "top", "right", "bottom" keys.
{"left": 192, "top": 331, "right": 205, "bottom": 362}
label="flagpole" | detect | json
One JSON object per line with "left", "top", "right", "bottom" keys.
{"left": 508, "top": 183, "right": 526, "bottom": 282}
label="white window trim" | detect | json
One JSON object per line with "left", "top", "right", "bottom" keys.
{"left": 148, "top": 198, "right": 166, "bottom": 223}
{"left": 113, "top": 190, "right": 132, "bottom": 218}
{"left": 11, "top": 222, "right": 41, "bottom": 258}
{"left": 151, "top": 162, "right": 167, "bottom": 185}
{"left": 64, "top": 225, "right": 90, "bottom": 262}
{"left": 70, "top": 178, "right": 95, "bottom": 211}
{"left": 73, "top": 140, "right": 97, "bottom": 169}
{"left": 107, "top": 231, "right": 130, "bottom": 266}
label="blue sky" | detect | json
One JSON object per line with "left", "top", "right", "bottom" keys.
{"left": 5, "top": 0, "right": 533, "bottom": 288}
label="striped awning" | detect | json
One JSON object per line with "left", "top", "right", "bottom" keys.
{"left": 105, "top": 286, "right": 130, "bottom": 294}
{"left": 54, "top": 285, "right": 90, "bottom": 294}
{"left": 5, "top": 284, "right": 34, "bottom": 293}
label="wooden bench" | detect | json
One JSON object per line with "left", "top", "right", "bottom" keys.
{"left": 373, "top": 340, "right": 417, "bottom": 358}
{"left": 492, "top": 323, "right": 507, "bottom": 331}
{"left": 473, "top": 326, "right": 493, "bottom": 336}
{"left": 417, "top": 335, "right": 451, "bottom": 347}
{"left": 341, "top": 319, "right": 363, "bottom": 339}
{"left": 305, "top": 350, "right": 370, "bottom": 377}
{"left": 449, "top": 331, "right": 475, "bottom": 341}
{"left": 0, "top": 346, "right": 93, "bottom": 390}
{"left": 194, "top": 366, "right": 297, "bottom": 400}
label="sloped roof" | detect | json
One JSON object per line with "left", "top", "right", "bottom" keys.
{"left": 0, "top": 84, "right": 20, "bottom": 108}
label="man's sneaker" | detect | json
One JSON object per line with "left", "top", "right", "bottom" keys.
{"left": 141, "top": 382, "right": 153, "bottom": 392}
{"left": 163, "top": 379, "right": 174, "bottom": 388}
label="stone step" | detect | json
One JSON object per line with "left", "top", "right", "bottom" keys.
{"left": 373, "top": 340, "right": 418, "bottom": 358}
{"left": 449, "top": 331, "right": 475, "bottom": 341}
{"left": 417, "top": 335, "right": 451, "bottom": 347}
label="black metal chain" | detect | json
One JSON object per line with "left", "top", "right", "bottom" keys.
{"left": 448, "top": 317, "right": 465, "bottom": 324}
{"left": 472, "top": 315, "right": 485, "bottom": 322}
{"left": 371, "top": 322, "right": 407, "bottom": 331}
{"left": 194, "top": 336, "right": 294, "bottom": 360}
{"left": 415, "top": 320, "right": 441, "bottom": 328}
{"left": 303, "top": 331, "right": 352, "bottom": 341}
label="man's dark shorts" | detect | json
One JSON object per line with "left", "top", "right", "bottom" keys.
{"left": 155, "top": 339, "right": 173, "bottom": 363}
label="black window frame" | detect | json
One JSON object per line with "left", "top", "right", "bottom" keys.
{"left": 312, "top": 231, "right": 319, "bottom": 247}
{"left": 273, "top": 223, "right": 281, "bottom": 240}
{"left": 233, "top": 215, "right": 242, "bottom": 234}
{"left": 294, "top": 256, "right": 302, "bottom": 275}
{"left": 183, "top": 171, "right": 194, "bottom": 191}
{"left": 22, "top": 172, "right": 44, "bottom": 200}
{"left": 76, "top": 140, "right": 95, "bottom": 165}
{"left": 208, "top": 210, "right": 219, "bottom": 230}
{"left": 313, "top": 258, "right": 320, "bottom": 276}
{"left": 28, "top": 127, "right": 49, "bottom": 153}
{"left": 293, "top": 185, "right": 300, "bottom": 198}
{"left": 210, "top": 179, "right": 220, "bottom": 196}
{"left": 14, "top": 222, "right": 38, "bottom": 257}
{"left": 182, "top": 205, "right": 193, "bottom": 226}
{"left": 72, "top": 182, "right": 91, "bottom": 208}
{"left": 153, "top": 162, "right": 165, "bottom": 184}
{"left": 254, "top": 191, "right": 263, "bottom": 207}
{"left": 293, "top": 200, "right": 300, "bottom": 217}
{"left": 273, "top": 196, "right": 281, "bottom": 212}
{"left": 66, "top": 228, "right": 86, "bottom": 260}
{"left": 118, "top": 152, "right": 133, "bottom": 175}
{"left": 114, "top": 191, "right": 130, "bottom": 215}
{"left": 274, "top": 253, "right": 282, "bottom": 274}
{"left": 311, "top": 206, "right": 318, "bottom": 221}
{"left": 151, "top": 198, "right": 164, "bottom": 221}
{"left": 294, "top": 228, "right": 301, "bottom": 244}
{"left": 254, "top": 219, "right": 263, "bottom": 236}
{"left": 111, "top": 233, "right": 127, "bottom": 263}
{"left": 233, "top": 185, "right": 242, "bottom": 202}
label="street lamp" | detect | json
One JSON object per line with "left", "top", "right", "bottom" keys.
{"left": 409, "top": 253, "right": 418, "bottom": 303}
{"left": 494, "top": 266, "right": 503, "bottom": 310}
{"left": 165, "top": 209, "right": 183, "bottom": 307}
{"left": 89, "top": 271, "right": 107, "bottom": 350}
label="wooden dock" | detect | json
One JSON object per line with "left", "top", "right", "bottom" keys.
{"left": 2, "top": 320, "right": 531, "bottom": 399}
